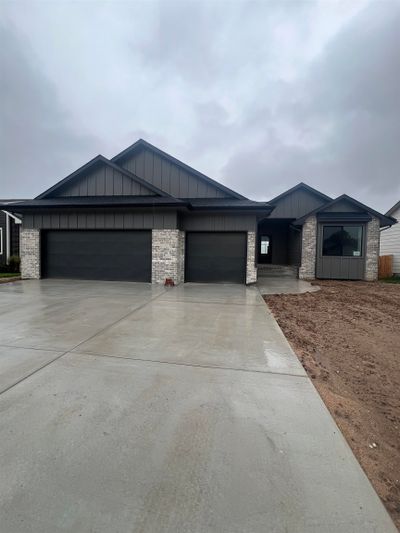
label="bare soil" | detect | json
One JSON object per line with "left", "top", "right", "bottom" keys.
{"left": 265, "top": 281, "right": 400, "bottom": 529}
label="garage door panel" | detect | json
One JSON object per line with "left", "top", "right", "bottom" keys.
{"left": 185, "top": 232, "right": 246, "bottom": 284}
{"left": 43, "top": 231, "right": 151, "bottom": 282}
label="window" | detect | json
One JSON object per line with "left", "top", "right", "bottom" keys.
{"left": 322, "top": 225, "right": 363, "bottom": 257}
{"left": 260, "top": 235, "right": 270, "bottom": 255}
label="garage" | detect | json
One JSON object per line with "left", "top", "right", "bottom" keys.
{"left": 185, "top": 232, "right": 247, "bottom": 283}
{"left": 42, "top": 230, "right": 151, "bottom": 282}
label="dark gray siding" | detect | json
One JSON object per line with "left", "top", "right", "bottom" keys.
{"left": 22, "top": 209, "right": 178, "bottom": 230}
{"left": 120, "top": 148, "right": 230, "bottom": 199}
{"left": 322, "top": 200, "right": 364, "bottom": 213}
{"left": 0, "top": 211, "right": 6, "bottom": 263}
{"left": 181, "top": 213, "right": 257, "bottom": 232}
{"left": 316, "top": 222, "right": 366, "bottom": 279}
{"left": 55, "top": 163, "right": 156, "bottom": 197}
{"left": 269, "top": 189, "right": 327, "bottom": 219}
{"left": 288, "top": 227, "right": 301, "bottom": 266}
{"left": 10, "top": 220, "right": 20, "bottom": 256}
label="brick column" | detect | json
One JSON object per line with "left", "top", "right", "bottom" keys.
{"left": 246, "top": 231, "right": 257, "bottom": 284}
{"left": 299, "top": 215, "right": 317, "bottom": 280}
{"left": 152, "top": 229, "right": 185, "bottom": 284}
{"left": 20, "top": 228, "right": 41, "bottom": 279}
{"left": 365, "top": 216, "right": 380, "bottom": 281}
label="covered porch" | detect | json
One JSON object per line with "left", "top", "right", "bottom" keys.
{"left": 257, "top": 218, "right": 301, "bottom": 277}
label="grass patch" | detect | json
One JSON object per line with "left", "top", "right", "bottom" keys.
{"left": 0, "top": 272, "right": 21, "bottom": 278}
{"left": 380, "top": 276, "right": 400, "bottom": 284}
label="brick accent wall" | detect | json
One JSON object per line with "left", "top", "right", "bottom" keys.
{"left": 299, "top": 215, "right": 317, "bottom": 280}
{"left": 246, "top": 231, "right": 257, "bottom": 284}
{"left": 152, "top": 229, "right": 185, "bottom": 284}
{"left": 20, "top": 228, "right": 41, "bottom": 279}
{"left": 365, "top": 216, "right": 380, "bottom": 281}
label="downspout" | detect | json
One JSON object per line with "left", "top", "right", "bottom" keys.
{"left": 5, "top": 212, "right": 10, "bottom": 264}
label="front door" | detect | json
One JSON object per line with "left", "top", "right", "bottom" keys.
{"left": 258, "top": 234, "right": 272, "bottom": 264}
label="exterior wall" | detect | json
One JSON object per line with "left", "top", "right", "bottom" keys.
{"left": 299, "top": 216, "right": 317, "bottom": 280}
{"left": 152, "top": 229, "right": 185, "bottom": 285}
{"left": 269, "top": 189, "right": 328, "bottom": 219}
{"left": 181, "top": 213, "right": 257, "bottom": 232}
{"left": 0, "top": 211, "right": 6, "bottom": 264}
{"left": 258, "top": 220, "right": 289, "bottom": 264}
{"left": 380, "top": 207, "right": 400, "bottom": 275}
{"left": 365, "top": 216, "right": 380, "bottom": 281}
{"left": 246, "top": 231, "right": 257, "bottom": 284}
{"left": 10, "top": 220, "right": 20, "bottom": 257}
{"left": 120, "top": 148, "right": 230, "bottom": 199}
{"left": 20, "top": 228, "right": 41, "bottom": 279}
{"left": 21, "top": 209, "right": 178, "bottom": 231}
{"left": 56, "top": 162, "right": 155, "bottom": 197}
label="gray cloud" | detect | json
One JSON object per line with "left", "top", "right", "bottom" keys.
{"left": 1, "top": 1, "right": 399, "bottom": 212}
{"left": 0, "top": 23, "right": 99, "bottom": 198}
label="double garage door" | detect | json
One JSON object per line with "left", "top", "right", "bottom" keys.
{"left": 42, "top": 230, "right": 247, "bottom": 284}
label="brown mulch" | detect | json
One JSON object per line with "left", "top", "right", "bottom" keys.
{"left": 265, "top": 280, "right": 400, "bottom": 529}
{"left": 0, "top": 276, "right": 21, "bottom": 284}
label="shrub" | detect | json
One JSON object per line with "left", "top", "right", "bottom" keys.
{"left": 8, "top": 255, "right": 20, "bottom": 273}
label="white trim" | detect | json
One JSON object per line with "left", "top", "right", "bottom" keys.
{"left": 0, "top": 227, "right": 3, "bottom": 256}
{"left": 5, "top": 213, "right": 10, "bottom": 263}
{"left": 2, "top": 210, "right": 22, "bottom": 224}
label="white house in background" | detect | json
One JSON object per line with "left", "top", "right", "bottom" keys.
{"left": 380, "top": 200, "right": 400, "bottom": 275}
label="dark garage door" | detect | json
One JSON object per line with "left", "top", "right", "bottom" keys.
{"left": 42, "top": 230, "right": 151, "bottom": 282}
{"left": 185, "top": 232, "right": 247, "bottom": 283}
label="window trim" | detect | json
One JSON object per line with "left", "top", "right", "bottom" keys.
{"left": 0, "top": 227, "right": 3, "bottom": 255}
{"left": 320, "top": 223, "right": 364, "bottom": 258}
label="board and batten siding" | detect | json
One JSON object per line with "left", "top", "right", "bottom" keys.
{"left": 269, "top": 189, "right": 327, "bottom": 219}
{"left": 180, "top": 213, "right": 257, "bottom": 232}
{"left": 21, "top": 210, "right": 178, "bottom": 230}
{"left": 380, "top": 206, "right": 400, "bottom": 274}
{"left": 56, "top": 163, "right": 156, "bottom": 197}
{"left": 120, "top": 148, "right": 230, "bottom": 199}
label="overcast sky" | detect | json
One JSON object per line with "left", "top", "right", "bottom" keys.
{"left": 1, "top": 0, "right": 399, "bottom": 211}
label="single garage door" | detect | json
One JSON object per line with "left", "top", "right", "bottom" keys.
{"left": 42, "top": 230, "right": 151, "bottom": 282}
{"left": 185, "top": 232, "right": 247, "bottom": 283}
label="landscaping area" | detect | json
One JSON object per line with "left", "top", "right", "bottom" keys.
{"left": 265, "top": 280, "right": 400, "bottom": 529}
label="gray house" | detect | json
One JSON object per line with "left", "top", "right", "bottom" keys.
{"left": 0, "top": 203, "right": 22, "bottom": 266}
{"left": 2, "top": 139, "right": 396, "bottom": 284}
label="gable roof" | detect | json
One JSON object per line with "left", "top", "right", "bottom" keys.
{"left": 36, "top": 155, "right": 172, "bottom": 199}
{"left": 294, "top": 194, "right": 397, "bottom": 227}
{"left": 268, "top": 182, "right": 332, "bottom": 204}
{"left": 111, "top": 138, "right": 247, "bottom": 200}
{"left": 386, "top": 200, "right": 400, "bottom": 217}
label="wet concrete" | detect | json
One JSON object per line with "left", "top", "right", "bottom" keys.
{"left": 0, "top": 280, "right": 396, "bottom": 532}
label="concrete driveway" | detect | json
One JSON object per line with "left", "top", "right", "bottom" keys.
{"left": 0, "top": 280, "right": 395, "bottom": 533}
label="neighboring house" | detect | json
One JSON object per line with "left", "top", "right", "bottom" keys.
{"left": 0, "top": 202, "right": 23, "bottom": 266}
{"left": 380, "top": 200, "right": 400, "bottom": 275}
{"left": 1, "top": 139, "right": 396, "bottom": 284}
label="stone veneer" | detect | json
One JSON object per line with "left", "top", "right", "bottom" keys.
{"left": 152, "top": 229, "right": 185, "bottom": 284}
{"left": 246, "top": 231, "right": 257, "bottom": 284}
{"left": 298, "top": 215, "right": 317, "bottom": 280}
{"left": 20, "top": 228, "right": 41, "bottom": 279}
{"left": 365, "top": 216, "right": 380, "bottom": 281}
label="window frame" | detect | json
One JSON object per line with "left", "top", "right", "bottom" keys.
{"left": 0, "top": 227, "right": 3, "bottom": 256}
{"left": 321, "top": 223, "right": 364, "bottom": 258}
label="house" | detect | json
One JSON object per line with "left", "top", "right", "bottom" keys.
{"left": 1, "top": 139, "right": 396, "bottom": 284}
{"left": 0, "top": 202, "right": 23, "bottom": 267}
{"left": 380, "top": 200, "right": 400, "bottom": 275}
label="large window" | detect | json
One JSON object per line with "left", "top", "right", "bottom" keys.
{"left": 322, "top": 225, "right": 363, "bottom": 257}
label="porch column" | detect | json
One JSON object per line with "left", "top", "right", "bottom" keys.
{"left": 299, "top": 216, "right": 317, "bottom": 280}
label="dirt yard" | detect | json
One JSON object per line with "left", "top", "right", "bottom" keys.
{"left": 265, "top": 281, "right": 400, "bottom": 529}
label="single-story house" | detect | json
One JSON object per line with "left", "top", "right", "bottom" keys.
{"left": 380, "top": 200, "right": 400, "bottom": 275}
{"left": 1, "top": 139, "right": 396, "bottom": 284}
{"left": 0, "top": 202, "right": 22, "bottom": 266}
